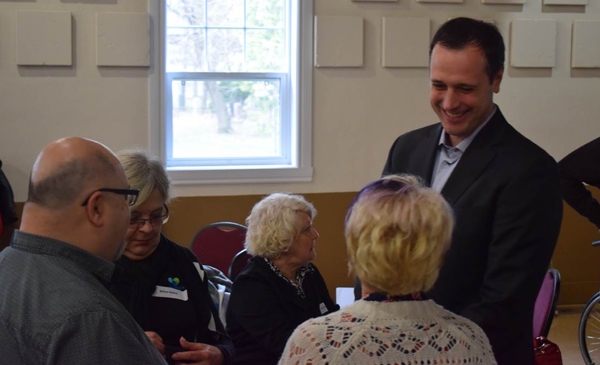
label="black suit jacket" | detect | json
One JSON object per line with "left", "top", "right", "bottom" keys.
{"left": 225, "top": 257, "right": 339, "bottom": 365}
{"left": 383, "top": 108, "right": 562, "bottom": 365}
{"left": 558, "top": 136, "right": 600, "bottom": 229}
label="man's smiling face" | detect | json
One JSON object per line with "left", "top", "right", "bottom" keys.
{"left": 429, "top": 43, "right": 503, "bottom": 147}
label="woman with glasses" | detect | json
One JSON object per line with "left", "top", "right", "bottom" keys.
{"left": 278, "top": 175, "right": 496, "bottom": 365}
{"left": 225, "top": 193, "right": 339, "bottom": 365}
{"left": 109, "top": 149, "right": 233, "bottom": 365}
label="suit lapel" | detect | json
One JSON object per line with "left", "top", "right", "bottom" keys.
{"left": 413, "top": 125, "right": 443, "bottom": 185}
{"left": 441, "top": 109, "right": 508, "bottom": 205}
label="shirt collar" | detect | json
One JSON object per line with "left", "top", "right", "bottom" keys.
{"left": 263, "top": 257, "right": 313, "bottom": 298}
{"left": 438, "top": 105, "right": 497, "bottom": 152}
{"left": 11, "top": 230, "right": 115, "bottom": 285}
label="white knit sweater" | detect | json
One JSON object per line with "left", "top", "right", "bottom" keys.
{"left": 278, "top": 299, "right": 497, "bottom": 365}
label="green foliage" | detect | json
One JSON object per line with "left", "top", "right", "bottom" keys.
{"left": 218, "top": 81, "right": 252, "bottom": 104}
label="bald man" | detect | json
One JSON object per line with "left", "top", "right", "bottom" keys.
{"left": 0, "top": 137, "right": 167, "bottom": 364}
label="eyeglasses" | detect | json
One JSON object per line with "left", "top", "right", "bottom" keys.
{"left": 81, "top": 188, "right": 140, "bottom": 206}
{"left": 300, "top": 224, "right": 315, "bottom": 236}
{"left": 129, "top": 205, "right": 170, "bottom": 229}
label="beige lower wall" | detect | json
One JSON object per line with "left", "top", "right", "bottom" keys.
{"left": 553, "top": 187, "right": 600, "bottom": 306}
{"left": 161, "top": 192, "right": 358, "bottom": 296}
{"left": 4, "top": 187, "right": 600, "bottom": 305}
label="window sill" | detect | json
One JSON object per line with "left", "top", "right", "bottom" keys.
{"left": 167, "top": 166, "right": 313, "bottom": 185}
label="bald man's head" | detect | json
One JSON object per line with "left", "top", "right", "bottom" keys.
{"left": 27, "top": 137, "right": 119, "bottom": 209}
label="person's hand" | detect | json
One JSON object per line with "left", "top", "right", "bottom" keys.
{"left": 171, "top": 337, "right": 224, "bottom": 365}
{"left": 145, "top": 331, "right": 166, "bottom": 357}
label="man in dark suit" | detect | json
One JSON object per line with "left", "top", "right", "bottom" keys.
{"left": 382, "top": 18, "right": 562, "bottom": 364}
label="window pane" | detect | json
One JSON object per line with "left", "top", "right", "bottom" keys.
{"left": 246, "top": 29, "right": 285, "bottom": 72}
{"left": 246, "top": 0, "right": 284, "bottom": 28}
{"left": 206, "top": 29, "right": 244, "bottom": 72}
{"left": 166, "top": 28, "right": 205, "bottom": 72}
{"left": 171, "top": 79, "right": 282, "bottom": 159}
{"left": 207, "top": 0, "right": 244, "bottom": 27}
{"left": 166, "top": 0, "right": 205, "bottom": 27}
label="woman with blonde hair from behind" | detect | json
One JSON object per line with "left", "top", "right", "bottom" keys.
{"left": 279, "top": 175, "right": 497, "bottom": 365}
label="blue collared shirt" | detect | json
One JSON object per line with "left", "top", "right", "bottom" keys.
{"left": 431, "top": 106, "right": 497, "bottom": 192}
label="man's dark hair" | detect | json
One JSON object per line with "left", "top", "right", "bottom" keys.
{"left": 429, "top": 17, "right": 505, "bottom": 84}
{"left": 28, "top": 151, "right": 116, "bottom": 209}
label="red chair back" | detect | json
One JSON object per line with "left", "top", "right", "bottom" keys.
{"left": 533, "top": 268, "right": 561, "bottom": 338}
{"left": 190, "top": 222, "right": 247, "bottom": 276}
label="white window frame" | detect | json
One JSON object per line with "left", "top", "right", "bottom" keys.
{"left": 148, "top": 0, "right": 313, "bottom": 185}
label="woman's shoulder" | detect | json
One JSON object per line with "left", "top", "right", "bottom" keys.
{"left": 288, "top": 311, "right": 338, "bottom": 341}
{"left": 228, "top": 259, "right": 281, "bottom": 309}
{"left": 424, "top": 302, "right": 495, "bottom": 349}
{"left": 161, "top": 235, "right": 199, "bottom": 261}
{"left": 285, "top": 303, "right": 497, "bottom": 365}
{"left": 299, "top": 302, "right": 365, "bottom": 329}
{"left": 282, "top": 305, "right": 369, "bottom": 362}
{"left": 430, "top": 302, "right": 480, "bottom": 327}
{"left": 440, "top": 309, "right": 490, "bottom": 337}
{"left": 232, "top": 257, "right": 273, "bottom": 284}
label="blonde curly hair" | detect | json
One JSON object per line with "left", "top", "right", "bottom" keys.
{"left": 345, "top": 174, "right": 454, "bottom": 296}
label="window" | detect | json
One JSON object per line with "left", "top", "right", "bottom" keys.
{"left": 151, "top": 0, "right": 313, "bottom": 184}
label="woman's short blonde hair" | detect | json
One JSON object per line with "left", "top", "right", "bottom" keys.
{"left": 345, "top": 174, "right": 454, "bottom": 296}
{"left": 117, "top": 149, "right": 172, "bottom": 210}
{"left": 245, "top": 193, "right": 317, "bottom": 259}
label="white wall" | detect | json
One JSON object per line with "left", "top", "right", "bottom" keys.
{"left": 0, "top": 0, "right": 150, "bottom": 201}
{"left": 1, "top": 0, "right": 599, "bottom": 201}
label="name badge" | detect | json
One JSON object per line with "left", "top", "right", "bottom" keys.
{"left": 152, "top": 286, "right": 189, "bottom": 301}
{"left": 319, "top": 302, "right": 327, "bottom": 314}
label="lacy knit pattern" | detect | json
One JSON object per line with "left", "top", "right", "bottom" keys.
{"left": 278, "top": 299, "right": 497, "bottom": 365}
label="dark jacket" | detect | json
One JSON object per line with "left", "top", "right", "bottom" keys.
{"left": 558, "top": 136, "right": 600, "bottom": 229}
{"left": 383, "top": 108, "right": 563, "bottom": 365}
{"left": 226, "top": 257, "right": 339, "bottom": 365}
{"left": 0, "top": 160, "right": 18, "bottom": 228}
{"left": 110, "top": 234, "right": 234, "bottom": 365}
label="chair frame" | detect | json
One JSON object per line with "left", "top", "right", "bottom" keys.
{"left": 191, "top": 221, "right": 247, "bottom": 244}
{"left": 228, "top": 248, "right": 251, "bottom": 280}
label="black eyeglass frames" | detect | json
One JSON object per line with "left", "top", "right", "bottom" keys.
{"left": 129, "top": 205, "right": 170, "bottom": 229}
{"left": 81, "top": 188, "right": 140, "bottom": 207}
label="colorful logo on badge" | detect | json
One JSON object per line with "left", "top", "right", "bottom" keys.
{"left": 168, "top": 277, "right": 185, "bottom": 290}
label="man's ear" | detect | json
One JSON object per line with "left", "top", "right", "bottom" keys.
{"left": 84, "top": 191, "right": 105, "bottom": 228}
{"left": 492, "top": 67, "right": 504, "bottom": 94}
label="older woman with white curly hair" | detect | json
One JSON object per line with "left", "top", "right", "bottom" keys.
{"left": 225, "top": 193, "right": 339, "bottom": 365}
{"left": 278, "top": 175, "right": 497, "bottom": 365}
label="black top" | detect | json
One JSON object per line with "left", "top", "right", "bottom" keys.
{"left": 558, "top": 137, "right": 600, "bottom": 229}
{"left": 225, "top": 257, "right": 339, "bottom": 365}
{"left": 110, "top": 234, "right": 234, "bottom": 365}
{"left": 0, "top": 159, "right": 18, "bottom": 226}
